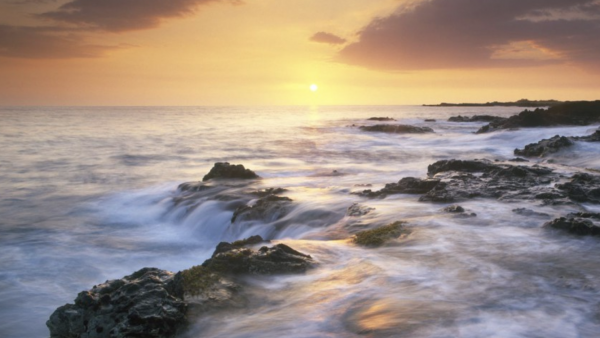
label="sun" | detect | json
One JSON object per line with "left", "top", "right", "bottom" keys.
{"left": 310, "top": 84, "right": 318, "bottom": 92}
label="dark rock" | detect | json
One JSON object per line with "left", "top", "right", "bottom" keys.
{"left": 250, "top": 187, "right": 287, "bottom": 197}
{"left": 424, "top": 119, "right": 436, "bottom": 122}
{"left": 448, "top": 115, "right": 507, "bottom": 123}
{"left": 203, "top": 243, "right": 314, "bottom": 275}
{"left": 231, "top": 194, "right": 293, "bottom": 223}
{"left": 359, "top": 124, "right": 434, "bottom": 134}
{"left": 477, "top": 101, "right": 600, "bottom": 133}
{"left": 514, "top": 135, "right": 574, "bottom": 157}
{"left": 573, "top": 129, "right": 600, "bottom": 142}
{"left": 202, "top": 162, "right": 260, "bottom": 181}
{"left": 352, "top": 221, "right": 409, "bottom": 247}
{"left": 512, "top": 208, "right": 550, "bottom": 218}
{"left": 443, "top": 205, "right": 465, "bottom": 213}
{"left": 509, "top": 158, "right": 529, "bottom": 162}
{"left": 352, "top": 177, "right": 441, "bottom": 198}
{"left": 47, "top": 268, "right": 187, "bottom": 338}
{"left": 544, "top": 213, "right": 600, "bottom": 236}
{"left": 556, "top": 173, "right": 600, "bottom": 204}
{"left": 347, "top": 203, "right": 375, "bottom": 217}
{"left": 367, "top": 117, "right": 395, "bottom": 121}
{"left": 177, "top": 181, "right": 214, "bottom": 193}
{"left": 427, "top": 159, "right": 498, "bottom": 177}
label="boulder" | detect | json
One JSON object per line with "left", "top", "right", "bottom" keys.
{"left": 359, "top": 124, "right": 434, "bottom": 134}
{"left": 514, "top": 135, "right": 573, "bottom": 157}
{"left": 555, "top": 173, "right": 600, "bottom": 204}
{"left": 353, "top": 177, "right": 440, "bottom": 198}
{"left": 231, "top": 194, "right": 293, "bottom": 222}
{"left": 352, "top": 222, "right": 408, "bottom": 247}
{"left": 202, "top": 162, "right": 260, "bottom": 181}
{"left": 544, "top": 213, "right": 600, "bottom": 236}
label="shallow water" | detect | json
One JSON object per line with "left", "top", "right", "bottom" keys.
{"left": 1, "top": 106, "right": 599, "bottom": 337}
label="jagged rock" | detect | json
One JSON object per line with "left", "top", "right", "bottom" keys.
{"left": 347, "top": 203, "right": 375, "bottom": 217}
{"left": 448, "top": 115, "right": 507, "bottom": 123}
{"left": 359, "top": 124, "right": 434, "bottom": 134}
{"left": 231, "top": 194, "right": 293, "bottom": 222}
{"left": 555, "top": 173, "right": 600, "bottom": 204}
{"left": 443, "top": 205, "right": 465, "bottom": 213}
{"left": 427, "top": 159, "right": 498, "bottom": 176}
{"left": 512, "top": 208, "right": 550, "bottom": 218}
{"left": 353, "top": 177, "right": 441, "bottom": 198}
{"left": 367, "top": 117, "right": 395, "bottom": 121}
{"left": 202, "top": 162, "right": 260, "bottom": 181}
{"left": 352, "top": 222, "right": 409, "bottom": 247}
{"left": 47, "top": 268, "right": 187, "bottom": 338}
{"left": 573, "top": 129, "right": 600, "bottom": 142}
{"left": 514, "top": 135, "right": 574, "bottom": 157}
{"left": 477, "top": 101, "right": 600, "bottom": 133}
{"left": 203, "top": 242, "right": 314, "bottom": 275}
{"left": 544, "top": 213, "right": 600, "bottom": 236}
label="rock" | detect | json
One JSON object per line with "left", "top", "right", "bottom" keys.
{"left": 544, "top": 213, "right": 600, "bottom": 236}
{"left": 447, "top": 115, "right": 507, "bottom": 123}
{"left": 202, "top": 162, "right": 260, "bottom": 181}
{"left": 514, "top": 135, "right": 574, "bottom": 157}
{"left": 509, "top": 158, "right": 529, "bottom": 162}
{"left": 424, "top": 119, "right": 436, "bottom": 122}
{"left": 352, "top": 222, "right": 408, "bottom": 247}
{"left": 47, "top": 268, "right": 187, "bottom": 338}
{"left": 177, "top": 181, "right": 214, "bottom": 193}
{"left": 512, "top": 208, "right": 550, "bottom": 218}
{"left": 352, "top": 177, "right": 441, "bottom": 198}
{"left": 556, "top": 173, "right": 600, "bottom": 204}
{"left": 427, "top": 159, "right": 498, "bottom": 176}
{"left": 573, "top": 129, "right": 600, "bottom": 142}
{"left": 477, "top": 101, "right": 600, "bottom": 133}
{"left": 367, "top": 117, "right": 395, "bottom": 121}
{"left": 203, "top": 242, "right": 314, "bottom": 275}
{"left": 231, "top": 194, "right": 293, "bottom": 222}
{"left": 443, "top": 205, "right": 465, "bottom": 213}
{"left": 347, "top": 203, "right": 375, "bottom": 217}
{"left": 250, "top": 187, "right": 287, "bottom": 197}
{"left": 359, "top": 124, "right": 434, "bottom": 134}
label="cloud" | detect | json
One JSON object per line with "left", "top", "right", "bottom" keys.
{"left": 310, "top": 32, "right": 346, "bottom": 45}
{"left": 38, "top": 0, "right": 241, "bottom": 32}
{"left": 337, "top": 0, "right": 600, "bottom": 71}
{"left": 0, "top": 25, "right": 117, "bottom": 58}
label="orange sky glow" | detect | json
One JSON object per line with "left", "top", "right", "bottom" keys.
{"left": 1, "top": 0, "right": 599, "bottom": 106}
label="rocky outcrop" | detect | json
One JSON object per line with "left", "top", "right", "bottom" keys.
{"left": 359, "top": 124, "right": 434, "bottom": 134}
{"left": 202, "top": 162, "right": 260, "bottom": 181}
{"left": 556, "top": 173, "right": 600, "bottom": 204}
{"left": 367, "top": 117, "right": 395, "bottom": 121}
{"left": 47, "top": 268, "right": 187, "bottom": 338}
{"left": 352, "top": 222, "right": 408, "bottom": 247}
{"left": 477, "top": 101, "right": 600, "bottom": 133}
{"left": 353, "top": 177, "right": 440, "bottom": 198}
{"left": 231, "top": 194, "right": 293, "bottom": 223}
{"left": 48, "top": 238, "right": 314, "bottom": 338}
{"left": 514, "top": 135, "right": 574, "bottom": 157}
{"left": 448, "top": 115, "right": 506, "bottom": 123}
{"left": 544, "top": 213, "right": 600, "bottom": 236}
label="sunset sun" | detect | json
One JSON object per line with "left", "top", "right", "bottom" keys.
{"left": 310, "top": 84, "right": 318, "bottom": 92}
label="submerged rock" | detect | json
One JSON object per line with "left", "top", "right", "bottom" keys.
{"left": 544, "top": 213, "right": 600, "bottom": 236}
{"left": 359, "top": 124, "right": 434, "bottom": 134}
{"left": 448, "top": 115, "right": 507, "bottom": 123}
{"left": 512, "top": 208, "right": 550, "bottom": 218}
{"left": 443, "top": 205, "right": 465, "bottom": 213}
{"left": 477, "top": 101, "right": 600, "bottom": 133}
{"left": 231, "top": 194, "right": 293, "bottom": 222}
{"left": 352, "top": 221, "right": 408, "bottom": 247}
{"left": 347, "top": 203, "right": 375, "bottom": 217}
{"left": 424, "top": 119, "right": 437, "bottom": 122}
{"left": 202, "top": 162, "right": 260, "bottom": 181}
{"left": 556, "top": 173, "right": 600, "bottom": 204}
{"left": 514, "top": 135, "right": 574, "bottom": 157}
{"left": 353, "top": 177, "right": 441, "bottom": 198}
{"left": 367, "top": 117, "right": 395, "bottom": 121}
{"left": 47, "top": 268, "right": 187, "bottom": 338}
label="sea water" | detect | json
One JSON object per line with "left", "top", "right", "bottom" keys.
{"left": 1, "top": 106, "right": 599, "bottom": 337}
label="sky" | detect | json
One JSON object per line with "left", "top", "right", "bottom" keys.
{"left": 0, "top": 0, "right": 599, "bottom": 106}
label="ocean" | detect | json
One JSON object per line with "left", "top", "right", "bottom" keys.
{"left": 1, "top": 106, "right": 600, "bottom": 337}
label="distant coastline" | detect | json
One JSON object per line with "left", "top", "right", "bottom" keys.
{"left": 423, "top": 99, "right": 562, "bottom": 107}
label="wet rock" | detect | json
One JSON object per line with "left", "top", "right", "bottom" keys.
{"left": 477, "top": 101, "right": 600, "bottom": 133}
{"left": 352, "top": 221, "right": 408, "bottom": 247}
{"left": 359, "top": 124, "right": 434, "bottom": 134}
{"left": 177, "top": 181, "right": 214, "bottom": 193}
{"left": 544, "top": 213, "right": 600, "bottom": 236}
{"left": 443, "top": 205, "right": 465, "bottom": 213}
{"left": 47, "top": 268, "right": 187, "bottom": 338}
{"left": 203, "top": 242, "right": 314, "bottom": 275}
{"left": 427, "top": 159, "right": 498, "bottom": 176}
{"left": 573, "top": 129, "right": 600, "bottom": 142}
{"left": 352, "top": 177, "right": 441, "bottom": 198}
{"left": 448, "top": 115, "right": 507, "bottom": 123}
{"left": 424, "top": 119, "right": 436, "bottom": 122}
{"left": 514, "top": 135, "right": 574, "bottom": 157}
{"left": 512, "top": 208, "right": 550, "bottom": 218}
{"left": 231, "top": 194, "right": 293, "bottom": 223}
{"left": 250, "top": 187, "right": 287, "bottom": 197}
{"left": 367, "top": 117, "right": 395, "bottom": 121}
{"left": 347, "top": 203, "right": 375, "bottom": 217}
{"left": 202, "top": 162, "right": 260, "bottom": 181}
{"left": 509, "top": 158, "right": 529, "bottom": 162}
{"left": 556, "top": 173, "right": 600, "bottom": 204}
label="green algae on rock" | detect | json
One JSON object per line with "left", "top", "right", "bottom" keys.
{"left": 352, "top": 221, "right": 408, "bottom": 247}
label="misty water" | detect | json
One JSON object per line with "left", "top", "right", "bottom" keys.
{"left": 1, "top": 106, "right": 600, "bottom": 337}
